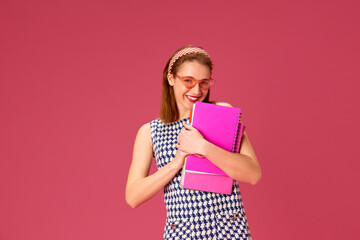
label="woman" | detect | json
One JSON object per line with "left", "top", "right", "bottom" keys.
{"left": 126, "top": 45, "right": 261, "bottom": 239}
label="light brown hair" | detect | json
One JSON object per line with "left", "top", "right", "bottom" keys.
{"left": 160, "top": 45, "right": 215, "bottom": 123}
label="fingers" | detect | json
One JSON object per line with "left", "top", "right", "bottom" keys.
{"left": 177, "top": 124, "right": 198, "bottom": 151}
{"left": 176, "top": 143, "right": 184, "bottom": 152}
{"left": 183, "top": 123, "right": 195, "bottom": 130}
{"left": 177, "top": 132, "right": 181, "bottom": 143}
{"left": 178, "top": 127, "right": 187, "bottom": 140}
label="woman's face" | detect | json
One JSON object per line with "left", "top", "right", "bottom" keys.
{"left": 168, "top": 61, "right": 211, "bottom": 119}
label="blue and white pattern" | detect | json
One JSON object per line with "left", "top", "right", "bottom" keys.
{"left": 150, "top": 117, "right": 252, "bottom": 240}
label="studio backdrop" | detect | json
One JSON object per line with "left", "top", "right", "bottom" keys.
{"left": 0, "top": 0, "right": 359, "bottom": 239}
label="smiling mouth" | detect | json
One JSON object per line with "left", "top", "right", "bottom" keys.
{"left": 186, "top": 95, "right": 200, "bottom": 103}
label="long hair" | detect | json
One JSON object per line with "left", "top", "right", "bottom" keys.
{"left": 160, "top": 45, "right": 214, "bottom": 123}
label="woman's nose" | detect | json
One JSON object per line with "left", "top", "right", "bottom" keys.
{"left": 191, "top": 83, "right": 201, "bottom": 93}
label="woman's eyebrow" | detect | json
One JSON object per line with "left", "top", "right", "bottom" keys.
{"left": 184, "top": 75, "right": 210, "bottom": 80}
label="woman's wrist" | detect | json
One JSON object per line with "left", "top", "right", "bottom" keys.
{"left": 199, "top": 138, "right": 210, "bottom": 157}
{"left": 171, "top": 154, "right": 185, "bottom": 170}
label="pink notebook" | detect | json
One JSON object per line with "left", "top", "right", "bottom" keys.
{"left": 180, "top": 102, "right": 245, "bottom": 194}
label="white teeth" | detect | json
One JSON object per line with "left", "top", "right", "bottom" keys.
{"left": 187, "top": 96, "right": 198, "bottom": 100}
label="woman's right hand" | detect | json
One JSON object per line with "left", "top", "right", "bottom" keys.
{"left": 171, "top": 148, "right": 187, "bottom": 170}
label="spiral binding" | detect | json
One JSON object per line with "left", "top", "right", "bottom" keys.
{"left": 232, "top": 112, "right": 242, "bottom": 153}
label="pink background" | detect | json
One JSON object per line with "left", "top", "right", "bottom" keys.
{"left": 1, "top": 0, "right": 359, "bottom": 239}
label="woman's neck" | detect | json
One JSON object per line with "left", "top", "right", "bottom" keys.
{"left": 178, "top": 110, "right": 191, "bottom": 121}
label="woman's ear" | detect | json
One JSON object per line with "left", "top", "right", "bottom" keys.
{"left": 167, "top": 74, "right": 175, "bottom": 86}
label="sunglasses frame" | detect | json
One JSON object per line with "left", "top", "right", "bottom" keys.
{"left": 174, "top": 74, "right": 215, "bottom": 90}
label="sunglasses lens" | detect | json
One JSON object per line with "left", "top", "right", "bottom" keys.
{"left": 199, "top": 80, "right": 211, "bottom": 90}
{"left": 182, "top": 77, "right": 196, "bottom": 88}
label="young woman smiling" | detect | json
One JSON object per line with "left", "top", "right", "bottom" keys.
{"left": 126, "top": 45, "right": 261, "bottom": 240}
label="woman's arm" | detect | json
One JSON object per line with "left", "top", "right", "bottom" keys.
{"left": 201, "top": 131, "right": 261, "bottom": 185}
{"left": 176, "top": 103, "right": 262, "bottom": 185}
{"left": 125, "top": 123, "right": 186, "bottom": 208}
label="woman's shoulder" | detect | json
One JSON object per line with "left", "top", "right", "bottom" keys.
{"left": 214, "top": 101, "right": 234, "bottom": 107}
{"left": 138, "top": 122, "right": 151, "bottom": 131}
{"left": 137, "top": 118, "right": 161, "bottom": 136}
{"left": 136, "top": 122, "right": 151, "bottom": 137}
{"left": 135, "top": 122, "right": 153, "bottom": 146}
{"left": 133, "top": 122, "right": 154, "bottom": 153}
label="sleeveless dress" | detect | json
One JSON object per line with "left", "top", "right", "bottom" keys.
{"left": 150, "top": 117, "right": 252, "bottom": 240}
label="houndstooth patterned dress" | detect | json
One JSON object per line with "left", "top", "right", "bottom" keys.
{"left": 150, "top": 117, "right": 252, "bottom": 240}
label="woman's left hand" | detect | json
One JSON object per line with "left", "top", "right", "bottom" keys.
{"left": 176, "top": 123, "right": 206, "bottom": 157}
